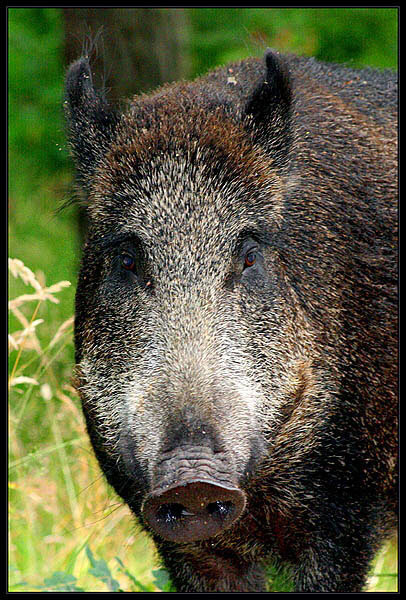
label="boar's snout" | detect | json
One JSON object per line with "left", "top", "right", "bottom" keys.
{"left": 142, "top": 480, "right": 246, "bottom": 543}
{"left": 142, "top": 445, "right": 246, "bottom": 542}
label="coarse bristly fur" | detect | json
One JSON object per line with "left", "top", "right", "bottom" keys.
{"left": 65, "top": 49, "right": 398, "bottom": 592}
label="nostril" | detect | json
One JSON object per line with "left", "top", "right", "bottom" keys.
{"left": 157, "top": 500, "right": 233, "bottom": 524}
{"left": 156, "top": 503, "right": 184, "bottom": 523}
{"left": 207, "top": 500, "right": 233, "bottom": 518}
{"left": 156, "top": 503, "right": 195, "bottom": 523}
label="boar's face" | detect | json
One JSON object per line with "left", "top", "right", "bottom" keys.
{"left": 66, "top": 53, "right": 309, "bottom": 541}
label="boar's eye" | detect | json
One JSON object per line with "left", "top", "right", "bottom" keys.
{"left": 118, "top": 248, "right": 153, "bottom": 291}
{"left": 244, "top": 250, "right": 257, "bottom": 269}
{"left": 121, "top": 253, "right": 136, "bottom": 272}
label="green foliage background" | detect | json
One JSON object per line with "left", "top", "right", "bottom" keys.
{"left": 9, "top": 7, "right": 398, "bottom": 592}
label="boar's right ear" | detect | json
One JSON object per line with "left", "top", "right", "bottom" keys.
{"left": 64, "top": 57, "right": 119, "bottom": 189}
{"left": 243, "top": 49, "right": 292, "bottom": 167}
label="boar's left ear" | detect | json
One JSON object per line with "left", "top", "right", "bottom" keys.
{"left": 243, "top": 49, "right": 292, "bottom": 167}
{"left": 64, "top": 57, "right": 119, "bottom": 189}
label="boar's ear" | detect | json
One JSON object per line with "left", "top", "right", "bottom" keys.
{"left": 243, "top": 49, "right": 292, "bottom": 167}
{"left": 64, "top": 57, "right": 119, "bottom": 189}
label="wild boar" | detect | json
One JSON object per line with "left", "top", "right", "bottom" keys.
{"left": 65, "top": 49, "right": 398, "bottom": 592}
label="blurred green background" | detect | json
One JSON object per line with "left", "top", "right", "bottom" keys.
{"left": 9, "top": 7, "right": 398, "bottom": 592}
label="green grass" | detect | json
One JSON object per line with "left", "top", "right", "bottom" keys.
{"left": 8, "top": 258, "right": 163, "bottom": 592}
{"left": 367, "top": 536, "right": 398, "bottom": 592}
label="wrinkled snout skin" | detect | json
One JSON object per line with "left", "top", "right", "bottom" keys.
{"left": 66, "top": 50, "right": 398, "bottom": 592}
{"left": 142, "top": 445, "right": 247, "bottom": 543}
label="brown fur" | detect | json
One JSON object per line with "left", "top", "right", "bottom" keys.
{"left": 65, "top": 50, "right": 397, "bottom": 592}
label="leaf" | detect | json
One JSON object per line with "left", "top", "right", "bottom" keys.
{"left": 40, "top": 571, "right": 84, "bottom": 592}
{"left": 152, "top": 568, "right": 176, "bottom": 592}
{"left": 85, "top": 545, "right": 122, "bottom": 592}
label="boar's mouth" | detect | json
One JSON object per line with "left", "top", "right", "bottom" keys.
{"left": 141, "top": 446, "right": 247, "bottom": 543}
